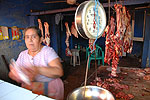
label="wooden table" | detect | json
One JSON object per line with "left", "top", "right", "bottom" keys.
{"left": 0, "top": 80, "right": 55, "bottom": 100}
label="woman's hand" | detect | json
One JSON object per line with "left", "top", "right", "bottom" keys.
{"left": 8, "top": 65, "right": 22, "bottom": 83}
{"left": 21, "top": 67, "right": 39, "bottom": 82}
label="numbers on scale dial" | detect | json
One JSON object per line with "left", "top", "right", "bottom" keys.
{"left": 86, "top": 6, "right": 103, "bottom": 36}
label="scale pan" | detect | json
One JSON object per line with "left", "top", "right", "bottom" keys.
{"left": 67, "top": 85, "right": 115, "bottom": 100}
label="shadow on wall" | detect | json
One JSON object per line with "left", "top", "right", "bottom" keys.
{"left": 0, "top": 40, "right": 26, "bottom": 85}
{"left": 0, "top": 56, "right": 19, "bottom": 85}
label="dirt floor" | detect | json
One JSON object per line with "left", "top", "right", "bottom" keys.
{"left": 63, "top": 55, "right": 150, "bottom": 100}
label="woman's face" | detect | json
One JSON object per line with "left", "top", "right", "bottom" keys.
{"left": 24, "top": 29, "right": 42, "bottom": 52}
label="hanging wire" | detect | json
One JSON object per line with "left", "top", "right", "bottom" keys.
{"left": 108, "top": 0, "right": 111, "bottom": 25}
{"left": 111, "top": 6, "right": 115, "bottom": 11}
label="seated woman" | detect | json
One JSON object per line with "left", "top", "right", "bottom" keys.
{"left": 9, "top": 26, "right": 64, "bottom": 100}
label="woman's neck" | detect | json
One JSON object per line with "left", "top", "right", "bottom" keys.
{"left": 28, "top": 45, "right": 43, "bottom": 57}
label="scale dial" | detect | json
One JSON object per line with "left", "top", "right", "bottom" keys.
{"left": 75, "top": 1, "right": 106, "bottom": 39}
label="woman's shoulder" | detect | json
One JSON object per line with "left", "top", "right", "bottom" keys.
{"left": 42, "top": 46, "right": 55, "bottom": 52}
{"left": 17, "top": 49, "right": 28, "bottom": 59}
{"left": 42, "top": 46, "right": 58, "bottom": 58}
{"left": 19, "top": 49, "right": 28, "bottom": 55}
{"left": 41, "top": 46, "right": 59, "bottom": 63}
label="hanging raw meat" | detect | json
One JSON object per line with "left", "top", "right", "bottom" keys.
{"left": 65, "top": 47, "right": 72, "bottom": 56}
{"left": 65, "top": 22, "right": 71, "bottom": 46}
{"left": 89, "top": 39, "right": 96, "bottom": 51}
{"left": 104, "top": 17, "right": 118, "bottom": 77}
{"left": 71, "top": 22, "right": 78, "bottom": 38}
{"left": 44, "top": 22, "right": 50, "bottom": 46}
{"left": 114, "top": 4, "right": 124, "bottom": 57}
{"left": 104, "top": 16, "right": 116, "bottom": 65}
{"left": 123, "top": 10, "right": 133, "bottom": 53}
{"left": 65, "top": 22, "right": 72, "bottom": 56}
{"left": 38, "top": 19, "right": 51, "bottom": 46}
{"left": 102, "top": 25, "right": 109, "bottom": 37}
{"left": 38, "top": 19, "right": 44, "bottom": 37}
{"left": 109, "top": 4, "right": 124, "bottom": 77}
{"left": 104, "top": 4, "right": 133, "bottom": 77}
{"left": 122, "top": 6, "right": 128, "bottom": 34}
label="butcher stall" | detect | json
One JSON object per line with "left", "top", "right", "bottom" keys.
{"left": 83, "top": 66, "right": 150, "bottom": 100}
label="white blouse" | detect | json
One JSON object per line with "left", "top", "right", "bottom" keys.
{"left": 16, "top": 46, "right": 59, "bottom": 82}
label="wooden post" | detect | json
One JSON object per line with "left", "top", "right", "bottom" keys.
{"left": 131, "top": 11, "right": 135, "bottom": 39}
{"left": 143, "top": 10, "right": 146, "bottom": 41}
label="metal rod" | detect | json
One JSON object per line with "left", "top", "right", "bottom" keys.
{"left": 83, "top": 54, "right": 90, "bottom": 99}
{"left": 94, "top": 50, "right": 97, "bottom": 79}
{"left": 84, "top": 55, "right": 90, "bottom": 87}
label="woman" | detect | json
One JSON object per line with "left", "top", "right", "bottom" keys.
{"left": 9, "top": 26, "right": 64, "bottom": 100}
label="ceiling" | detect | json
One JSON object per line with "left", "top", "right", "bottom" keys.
{"left": 29, "top": 0, "right": 150, "bottom": 16}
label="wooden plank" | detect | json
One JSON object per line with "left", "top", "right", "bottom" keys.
{"left": 131, "top": 12, "right": 135, "bottom": 39}
{"left": 132, "top": 37, "right": 144, "bottom": 41}
{"left": 135, "top": 6, "right": 150, "bottom": 10}
{"left": 29, "top": 0, "right": 150, "bottom": 16}
{"left": 29, "top": 7, "right": 77, "bottom": 16}
{"left": 103, "top": 0, "right": 150, "bottom": 7}
{"left": 143, "top": 10, "right": 147, "bottom": 40}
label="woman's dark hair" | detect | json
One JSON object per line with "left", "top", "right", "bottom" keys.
{"left": 23, "top": 26, "right": 42, "bottom": 38}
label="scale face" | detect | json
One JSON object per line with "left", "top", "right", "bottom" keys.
{"left": 75, "top": 1, "right": 106, "bottom": 39}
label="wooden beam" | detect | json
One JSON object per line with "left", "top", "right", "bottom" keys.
{"left": 131, "top": 12, "right": 135, "bottom": 39}
{"left": 28, "top": 0, "right": 150, "bottom": 16}
{"left": 135, "top": 6, "right": 150, "bottom": 10}
{"left": 102, "top": 0, "right": 150, "bottom": 7}
{"left": 29, "top": 7, "right": 77, "bottom": 16}
{"left": 143, "top": 10, "right": 147, "bottom": 40}
{"left": 132, "top": 37, "right": 144, "bottom": 41}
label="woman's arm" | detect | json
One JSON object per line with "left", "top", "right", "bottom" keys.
{"left": 36, "top": 58, "right": 63, "bottom": 78}
{"left": 8, "top": 65, "right": 22, "bottom": 83}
